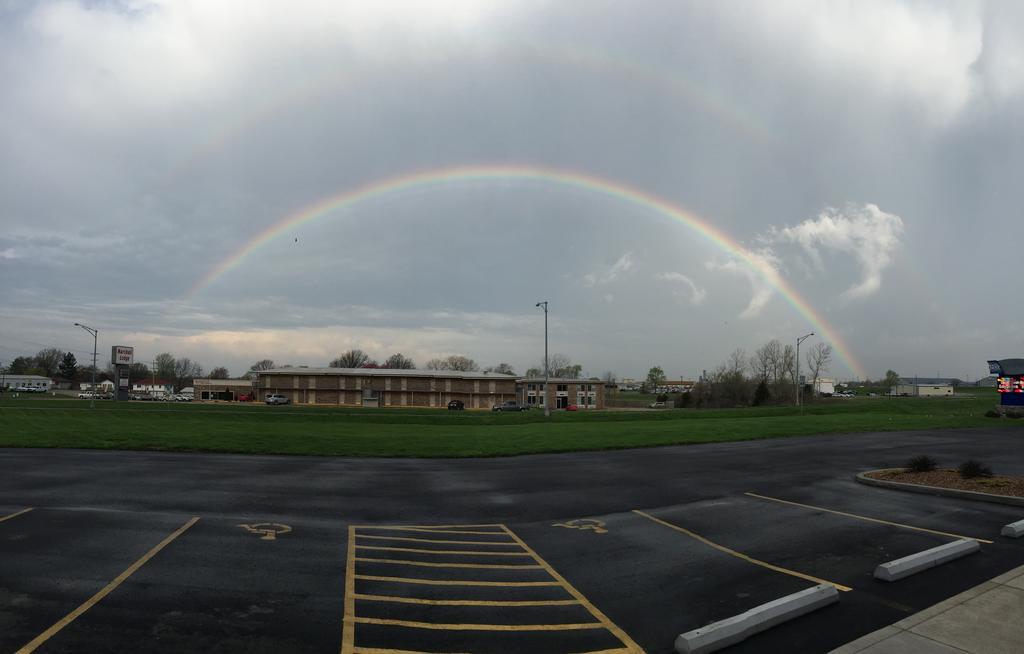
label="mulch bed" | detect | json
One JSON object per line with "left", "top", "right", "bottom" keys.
{"left": 866, "top": 469, "right": 1024, "bottom": 498}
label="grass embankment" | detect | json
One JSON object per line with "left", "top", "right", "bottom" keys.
{"left": 0, "top": 392, "right": 1010, "bottom": 457}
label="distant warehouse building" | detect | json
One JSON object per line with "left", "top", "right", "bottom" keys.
{"left": 256, "top": 368, "right": 518, "bottom": 408}
{"left": 893, "top": 383, "right": 954, "bottom": 397}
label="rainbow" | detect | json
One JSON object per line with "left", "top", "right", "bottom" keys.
{"left": 187, "top": 164, "right": 865, "bottom": 378}
{"left": 163, "top": 43, "right": 770, "bottom": 182}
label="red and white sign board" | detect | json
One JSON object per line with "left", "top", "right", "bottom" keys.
{"left": 112, "top": 346, "right": 134, "bottom": 366}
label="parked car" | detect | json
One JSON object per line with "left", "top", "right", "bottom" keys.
{"left": 492, "top": 401, "right": 528, "bottom": 412}
{"left": 265, "top": 394, "right": 291, "bottom": 405}
{"left": 565, "top": 404, "right": 579, "bottom": 411}
{"left": 238, "top": 393, "right": 253, "bottom": 402}
{"left": 78, "top": 392, "right": 94, "bottom": 399}
{"left": 648, "top": 401, "right": 666, "bottom": 408}
{"left": 447, "top": 399, "right": 465, "bottom": 411}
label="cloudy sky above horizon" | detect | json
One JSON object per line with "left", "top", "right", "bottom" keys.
{"left": 2, "top": 0, "right": 1022, "bottom": 381}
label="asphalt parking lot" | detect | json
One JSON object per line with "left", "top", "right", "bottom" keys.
{"left": 2, "top": 426, "right": 1024, "bottom": 653}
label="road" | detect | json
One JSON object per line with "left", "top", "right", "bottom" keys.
{"left": 2, "top": 426, "right": 1023, "bottom": 653}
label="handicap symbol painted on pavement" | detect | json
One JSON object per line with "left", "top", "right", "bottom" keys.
{"left": 238, "top": 522, "right": 292, "bottom": 541}
{"left": 552, "top": 518, "right": 607, "bottom": 534}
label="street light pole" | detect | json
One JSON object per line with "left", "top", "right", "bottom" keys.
{"left": 74, "top": 322, "right": 98, "bottom": 409}
{"left": 536, "top": 301, "right": 549, "bottom": 417}
{"left": 796, "top": 332, "right": 814, "bottom": 410}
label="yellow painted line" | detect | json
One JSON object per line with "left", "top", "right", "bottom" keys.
{"left": 351, "top": 649, "right": 631, "bottom": 654}
{"left": 358, "top": 527, "right": 511, "bottom": 536}
{"left": 356, "top": 523, "right": 504, "bottom": 529}
{"left": 633, "top": 510, "right": 853, "bottom": 593}
{"left": 342, "top": 525, "right": 357, "bottom": 654}
{"left": 744, "top": 492, "right": 994, "bottom": 544}
{"left": 353, "top": 616, "right": 604, "bottom": 631}
{"left": 352, "top": 593, "right": 580, "bottom": 607}
{"left": 353, "top": 648, "right": 473, "bottom": 654}
{"left": 355, "top": 557, "right": 542, "bottom": 570}
{"left": 499, "top": 524, "right": 646, "bottom": 653}
{"left": 0, "top": 507, "right": 33, "bottom": 523}
{"left": 357, "top": 533, "right": 522, "bottom": 546}
{"left": 353, "top": 574, "right": 560, "bottom": 587}
{"left": 356, "top": 544, "right": 532, "bottom": 557}
{"left": 16, "top": 516, "right": 199, "bottom": 654}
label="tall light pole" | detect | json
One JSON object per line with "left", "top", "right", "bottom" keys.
{"left": 796, "top": 332, "right": 814, "bottom": 409}
{"left": 536, "top": 301, "right": 549, "bottom": 417}
{"left": 74, "top": 322, "right": 98, "bottom": 409}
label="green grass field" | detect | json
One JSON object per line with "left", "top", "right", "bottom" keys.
{"left": 0, "top": 390, "right": 1013, "bottom": 457}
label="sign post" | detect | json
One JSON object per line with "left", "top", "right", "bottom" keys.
{"left": 112, "top": 346, "right": 133, "bottom": 402}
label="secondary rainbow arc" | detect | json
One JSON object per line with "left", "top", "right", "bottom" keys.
{"left": 187, "top": 164, "right": 865, "bottom": 378}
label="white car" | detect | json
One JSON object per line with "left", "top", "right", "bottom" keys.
{"left": 78, "top": 392, "right": 94, "bottom": 399}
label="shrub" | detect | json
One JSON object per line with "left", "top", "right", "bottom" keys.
{"left": 1007, "top": 411, "right": 1022, "bottom": 420}
{"left": 985, "top": 409, "right": 1001, "bottom": 418}
{"left": 959, "top": 460, "right": 993, "bottom": 479}
{"left": 905, "top": 455, "right": 938, "bottom": 473}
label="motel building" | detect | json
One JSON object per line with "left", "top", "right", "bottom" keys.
{"left": 517, "top": 378, "right": 605, "bottom": 410}
{"left": 255, "top": 368, "right": 519, "bottom": 409}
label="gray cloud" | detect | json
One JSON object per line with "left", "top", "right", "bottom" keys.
{"left": 1, "top": 1, "right": 1022, "bottom": 381}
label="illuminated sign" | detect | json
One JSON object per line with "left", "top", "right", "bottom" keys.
{"left": 112, "top": 346, "right": 134, "bottom": 366}
{"left": 997, "top": 376, "right": 1024, "bottom": 393}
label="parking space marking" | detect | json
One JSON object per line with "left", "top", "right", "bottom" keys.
{"left": 497, "top": 524, "right": 645, "bottom": 653}
{"left": 16, "top": 516, "right": 200, "bottom": 654}
{"left": 0, "top": 507, "right": 33, "bottom": 523}
{"left": 633, "top": 510, "right": 853, "bottom": 592}
{"left": 353, "top": 574, "right": 561, "bottom": 587}
{"left": 350, "top": 650, "right": 634, "bottom": 654}
{"left": 356, "top": 545, "right": 533, "bottom": 556}
{"left": 353, "top": 557, "right": 542, "bottom": 569}
{"left": 356, "top": 533, "right": 522, "bottom": 547}
{"left": 353, "top": 616, "right": 605, "bottom": 631}
{"left": 352, "top": 593, "right": 581, "bottom": 607}
{"left": 744, "top": 492, "right": 994, "bottom": 544}
{"left": 342, "top": 523, "right": 644, "bottom": 654}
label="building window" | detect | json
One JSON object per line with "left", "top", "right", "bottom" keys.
{"left": 527, "top": 395, "right": 536, "bottom": 404}
{"left": 557, "top": 384, "right": 567, "bottom": 392}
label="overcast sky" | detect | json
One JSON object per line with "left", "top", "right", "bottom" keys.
{"left": 2, "top": 0, "right": 1022, "bottom": 381}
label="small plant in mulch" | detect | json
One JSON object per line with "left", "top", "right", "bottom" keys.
{"left": 959, "top": 460, "right": 994, "bottom": 479}
{"left": 905, "top": 455, "right": 938, "bottom": 473}
{"left": 1007, "top": 411, "right": 1023, "bottom": 419}
{"left": 985, "top": 409, "right": 1001, "bottom": 418}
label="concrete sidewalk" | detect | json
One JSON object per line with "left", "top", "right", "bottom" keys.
{"left": 830, "top": 564, "right": 1024, "bottom": 654}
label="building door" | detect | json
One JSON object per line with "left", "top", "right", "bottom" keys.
{"left": 556, "top": 396, "right": 568, "bottom": 409}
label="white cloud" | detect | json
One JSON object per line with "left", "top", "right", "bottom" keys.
{"left": 583, "top": 252, "right": 634, "bottom": 287}
{"left": 767, "top": 203, "right": 904, "bottom": 301}
{"left": 656, "top": 272, "right": 706, "bottom": 305}
{"left": 705, "top": 249, "right": 780, "bottom": 318}
{"left": 0, "top": 248, "right": 18, "bottom": 260}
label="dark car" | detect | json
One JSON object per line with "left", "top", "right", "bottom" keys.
{"left": 447, "top": 399, "right": 465, "bottom": 410}
{"left": 492, "top": 401, "right": 528, "bottom": 412}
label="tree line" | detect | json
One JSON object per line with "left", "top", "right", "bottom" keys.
{"left": 684, "top": 340, "right": 834, "bottom": 408}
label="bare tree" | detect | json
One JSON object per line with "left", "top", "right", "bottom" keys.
{"left": 209, "top": 366, "right": 230, "bottom": 379}
{"left": 601, "top": 371, "right": 617, "bottom": 385}
{"left": 331, "top": 349, "right": 373, "bottom": 368}
{"left": 154, "top": 353, "right": 177, "bottom": 380}
{"left": 485, "top": 363, "right": 515, "bottom": 375}
{"left": 444, "top": 355, "right": 479, "bottom": 372}
{"left": 173, "top": 357, "right": 203, "bottom": 391}
{"left": 384, "top": 353, "right": 415, "bottom": 369}
{"left": 805, "top": 343, "right": 833, "bottom": 393}
{"left": 35, "top": 348, "right": 64, "bottom": 377}
{"left": 424, "top": 358, "right": 447, "bottom": 370}
{"left": 250, "top": 359, "right": 276, "bottom": 371}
